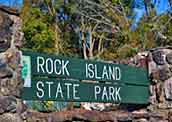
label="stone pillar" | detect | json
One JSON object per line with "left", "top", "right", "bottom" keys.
{"left": 0, "top": 10, "right": 24, "bottom": 122}
{"left": 148, "top": 48, "right": 172, "bottom": 109}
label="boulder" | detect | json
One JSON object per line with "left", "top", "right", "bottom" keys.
{"left": 166, "top": 53, "right": 172, "bottom": 65}
{"left": 164, "top": 77, "right": 172, "bottom": 100}
{"left": 0, "top": 11, "right": 12, "bottom": 52}
{"left": 117, "top": 116, "right": 132, "bottom": 122}
{"left": 168, "top": 111, "right": 172, "bottom": 122}
{"left": 152, "top": 50, "right": 165, "bottom": 65}
{"left": 9, "top": 15, "right": 23, "bottom": 48}
{"left": 159, "top": 66, "right": 171, "bottom": 81}
{"left": 0, "top": 113, "right": 22, "bottom": 122}
{"left": 0, "top": 96, "right": 17, "bottom": 114}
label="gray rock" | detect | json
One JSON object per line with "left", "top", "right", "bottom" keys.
{"left": 150, "top": 70, "right": 160, "bottom": 83}
{"left": 0, "top": 57, "right": 13, "bottom": 79}
{"left": 152, "top": 50, "right": 165, "bottom": 65}
{"left": 164, "top": 77, "right": 172, "bottom": 100}
{"left": 166, "top": 53, "right": 172, "bottom": 64}
{"left": 0, "top": 96, "right": 17, "bottom": 114}
{"left": 0, "top": 113, "right": 22, "bottom": 122}
{"left": 159, "top": 66, "right": 171, "bottom": 81}
{"left": 149, "top": 117, "right": 166, "bottom": 122}
{"left": 133, "top": 118, "right": 148, "bottom": 122}
{"left": 11, "top": 16, "right": 23, "bottom": 48}
{"left": 0, "top": 11, "right": 12, "bottom": 52}
{"left": 0, "top": 57, "right": 6, "bottom": 68}
{"left": 168, "top": 111, "right": 172, "bottom": 122}
{"left": 14, "top": 32, "right": 23, "bottom": 48}
{"left": 0, "top": 67, "right": 13, "bottom": 79}
{"left": 117, "top": 116, "right": 132, "bottom": 122}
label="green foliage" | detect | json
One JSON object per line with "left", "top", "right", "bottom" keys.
{"left": 155, "top": 13, "right": 172, "bottom": 46}
{"left": 32, "top": 101, "right": 57, "bottom": 112}
{"left": 21, "top": 5, "right": 57, "bottom": 53}
{"left": 21, "top": 0, "right": 172, "bottom": 60}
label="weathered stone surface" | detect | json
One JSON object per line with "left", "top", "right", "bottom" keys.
{"left": 0, "top": 96, "right": 17, "bottom": 114}
{"left": 164, "top": 77, "right": 172, "bottom": 100}
{"left": 0, "top": 5, "right": 19, "bottom": 16}
{"left": 149, "top": 117, "right": 165, "bottom": 122}
{"left": 23, "top": 109, "right": 172, "bottom": 122}
{"left": 9, "top": 15, "right": 23, "bottom": 48}
{"left": 159, "top": 66, "right": 171, "bottom": 81}
{"left": 25, "top": 109, "right": 121, "bottom": 122}
{"left": 166, "top": 53, "right": 172, "bottom": 64}
{"left": 0, "top": 57, "right": 12, "bottom": 79}
{"left": 132, "top": 110, "right": 149, "bottom": 119}
{"left": 152, "top": 50, "right": 165, "bottom": 65}
{"left": 148, "top": 54, "right": 157, "bottom": 75}
{"left": 0, "top": 11, "right": 12, "bottom": 52}
{"left": 0, "top": 50, "right": 23, "bottom": 96}
{"left": 0, "top": 113, "right": 22, "bottom": 122}
{"left": 133, "top": 119, "right": 148, "bottom": 122}
{"left": 117, "top": 116, "right": 132, "bottom": 122}
{"left": 168, "top": 111, "right": 172, "bottom": 122}
{"left": 150, "top": 70, "right": 159, "bottom": 84}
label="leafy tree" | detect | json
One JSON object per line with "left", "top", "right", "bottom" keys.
{"left": 21, "top": 0, "right": 63, "bottom": 54}
{"left": 66, "top": 0, "right": 145, "bottom": 60}
{"left": 21, "top": 0, "right": 161, "bottom": 60}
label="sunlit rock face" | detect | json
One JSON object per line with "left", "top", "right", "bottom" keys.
{"left": 148, "top": 48, "right": 172, "bottom": 107}
{"left": 0, "top": 8, "right": 23, "bottom": 52}
{"left": 0, "top": 11, "right": 13, "bottom": 52}
{"left": 0, "top": 7, "right": 24, "bottom": 122}
{"left": 0, "top": 8, "right": 23, "bottom": 97}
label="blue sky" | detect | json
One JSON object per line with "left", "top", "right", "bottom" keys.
{"left": 153, "top": 0, "right": 171, "bottom": 15}
{"left": 0, "top": 0, "right": 170, "bottom": 15}
{"left": 0, "top": 0, "right": 23, "bottom": 7}
{"left": 0, "top": 0, "right": 171, "bottom": 30}
{"left": 130, "top": 0, "right": 172, "bottom": 30}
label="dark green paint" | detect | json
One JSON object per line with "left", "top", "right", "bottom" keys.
{"left": 22, "top": 51, "right": 150, "bottom": 86}
{"left": 22, "top": 78, "right": 150, "bottom": 104}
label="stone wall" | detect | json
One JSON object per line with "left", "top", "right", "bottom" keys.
{"left": 1, "top": 7, "right": 172, "bottom": 122}
{"left": 0, "top": 8, "right": 25, "bottom": 122}
{"left": 148, "top": 48, "right": 172, "bottom": 109}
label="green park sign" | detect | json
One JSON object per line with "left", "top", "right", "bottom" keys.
{"left": 21, "top": 51, "right": 150, "bottom": 104}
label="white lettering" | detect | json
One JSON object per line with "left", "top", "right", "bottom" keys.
{"left": 73, "top": 84, "right": 80, "bottom": 100}
{"left": 116, "top": 67, "right": 121, "bottom": 80}
{"left": 94, "top": 86, "right": 101, "bottom": 100}
{"left": 62, "top": 60, "right": 70, "bottom": 76}
{"left": 102, "top": 66, "right": 109, "bottom": 79}
{"left": 109, "top": 67, "right": 115, "bottom": 80}
{"left": 102, "top": 87, "right": 109, "bottom": 100}
{"left": 109, "top": 87, "right": 115, "bottom": 101}
{"left": 45, "top": 58, "right": 53, "bottom": 74}
{"left": 37, "top": 56, "right": 45, "bottom": 73}
{"left": 55, "top": 83, "right": 64, "bottom": 98}
{"left": 115, "top": 87, "right": 121, "bottom": 101}
{"left": 65, "top": 83, "right": 72, "bottom": 99}
{"left": 95, "top": 64, "right": 101, "bottom": 79}
{"left": 46, "top": 82, "right": 53, "bottom": 98}
{"left": 54, "top": 59, "right": 61, "bottom": 75}
{"left": 36, "top": 81, "right": 44, "bottom": 98}
{"left": 86, "top": 63, "right": 88, "bottom": 78}
{"left": 88, "top": 64, "right": 94, "bottom": 78}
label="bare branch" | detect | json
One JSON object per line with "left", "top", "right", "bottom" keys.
{"left": 76, "top": 11, "right": 114, "bottom": 27}
{"left": 118, "top": 0, "right": 128, "bottom": 24}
